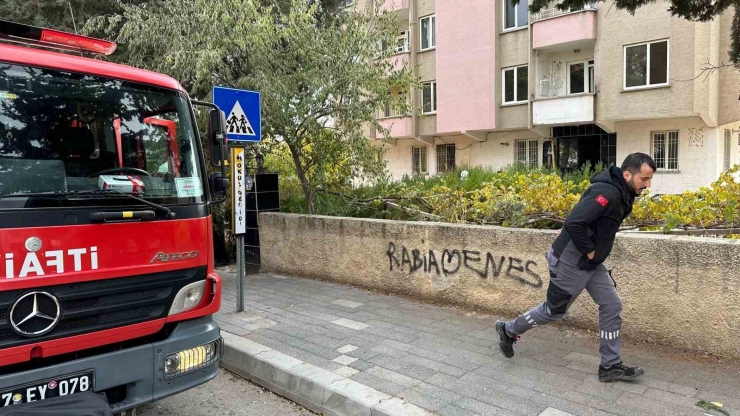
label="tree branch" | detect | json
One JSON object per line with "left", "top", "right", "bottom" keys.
{"left": 383, "top": 201, "right": 441, "bottom": 220}
{"left": 673, "top": 58, "right": 735, "bottom": 83}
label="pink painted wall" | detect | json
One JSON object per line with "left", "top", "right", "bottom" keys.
{"left": 436, "top": 0, "right": 497, "bottom": 134}
{"left": 379, "top": 0, "right": 409, "bottom": 13}
{"left": 389, "top": 53, "right": 409, "bottom": 72}
{"left": 532, "top": 11, "right": 596, "bottom": 49}
{"left": 376, "top": 116, "right": 413, "bottom": 139}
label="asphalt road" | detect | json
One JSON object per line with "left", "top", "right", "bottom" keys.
{"left": 138, "top": 368, "right": 314, "bottom": 416}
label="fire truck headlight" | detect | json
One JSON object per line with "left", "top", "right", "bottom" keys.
{"left": 164, "top": 338, "right": 223, "bottom": 378}
{"left": 169, "top": 280, "right": 207, "bottom": 315}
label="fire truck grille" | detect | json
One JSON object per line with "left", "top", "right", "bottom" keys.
{"left": 0, "top": 267, "right": 207, "bottom": 349}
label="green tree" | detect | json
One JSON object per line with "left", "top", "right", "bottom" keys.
{"left": 524, "top": 0, "right": 740, "bottom": 65}
{"left": 0, "top": 0, "right": 156, "bottom": 67}
{"left": 0, "top": 0, "right": 139, "bottom": 34}
{"left": 91, "top": 0, "right": 414, "bottom": 213}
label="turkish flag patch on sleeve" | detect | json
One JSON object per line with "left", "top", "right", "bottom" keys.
{"left": 596, "top": 195, "right": 609, "bottom": 207}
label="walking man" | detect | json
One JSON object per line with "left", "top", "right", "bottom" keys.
{"left": 496, "top": 153, "right": 656, "bottom": 382}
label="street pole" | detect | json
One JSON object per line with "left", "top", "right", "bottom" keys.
{"left": 236, "top": 235, "right": 244, "bottom": 312}
{"left": 214, "top": 85, "right": 261, "bottom": 314}
{"left": 231, "top": 146, "right": 247, "bottom": 313}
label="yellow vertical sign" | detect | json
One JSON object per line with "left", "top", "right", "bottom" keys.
{"left": 231, "top": 147, "right": 246, "bottom": 235}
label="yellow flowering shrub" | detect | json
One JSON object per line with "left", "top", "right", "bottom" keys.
{"left": 305, "top": 164, "right": 740, "bottom": 234}
{"left": 414, "top": 165, "right": 740, "bottom": 232}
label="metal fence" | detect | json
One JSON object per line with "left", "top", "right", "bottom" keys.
{"left": 530, "top": 3, "right": 596, "bottom": 22}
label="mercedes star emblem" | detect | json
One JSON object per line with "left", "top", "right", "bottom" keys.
{"left": 25, "top": 237, "right": 42, "bottom": 252}
{"left": 9, "top": 291, "right": 61, "bottom": 337}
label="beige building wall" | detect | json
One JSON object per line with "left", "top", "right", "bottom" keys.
{"left": 415, "top": 11, "right": 436, "bottom": 137}
{"left": 418, "top": 114, "right": 437, "bottom": 136}
{"left": 595, "top": 3, "right": 697, "bottom": 123}
{"left": 416, "top": 49, "right": 436, "bottom": 81}
{"left": 718, "top": 13, "right": 740, "bottom": 126}
{"left": 615, "top": 117, "right": 719, "bottom": 194}
{"left": 383, "top": 130, "right": 546, "bottom": 180}
{"left": 382, "top": 139, "right": 417, "bottom": 180}
{"left": 498, "top": 105, "right": 530, "bottom": 131}
{"left": 473, "top": 131, "right": 544, "bottom": 169}
{"left": 694, "top": 17, "right": 721, "bottom": 126}
{"left": 718, "top": 121, "right": 740, "bottom": 172}
{"left": 496, "top": 7, "right": 530, "bottom": 131}
{"left": 416, "top": 0, "right": 434, "bottom": 18}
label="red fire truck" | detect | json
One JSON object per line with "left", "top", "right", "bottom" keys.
{"left": 0, "top": 20, "right": 229, "bottom": 415}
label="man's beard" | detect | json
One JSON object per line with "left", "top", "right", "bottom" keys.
{"left": 628, "top": 177, "right": 645, "bottom": 195}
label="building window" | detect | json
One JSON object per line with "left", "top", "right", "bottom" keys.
{"left": 503, "top": 65, "right": 528, "bottom": 104}
{"left": 397, "top": 30, "right": 410, "bottom": 53}
{"left": 420, "top": 15, "right": 435, "bottom": 51}
{"left": 421, "top": 81, "right": 437, "bottom": 114}
{"left": 504, "top": 0, "right": 528, "bottom": 30}
{"left": 515, "top": 139, "right": 539, "bottom": 169}
{"left": 651, "top": 131, "right": 678, "bottom": 170}
{"left": 568, "top": 60, "right": 594, "bottom": 94}
{"left": 725, "top": 129, "right": 732, "bottom": 171}
{"left": 569, "top": 62, "right": 586, "bottom": 94}
{"left": 437, "top": 144, "right": 455, "bottom": 173}
{"left": 588, "top": 60, "right": 595, "bottom": 93}
{"left": 412, "top": 146, "right": 428, "bottom": 175}
{"left": 624, "top": 39, "right": 669, "bottom": 89}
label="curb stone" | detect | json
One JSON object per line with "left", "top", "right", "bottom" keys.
{"left": 220, "top": 331, "right": 435, "bottom": 416}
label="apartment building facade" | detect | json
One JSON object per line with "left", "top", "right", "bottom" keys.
{"left": 362, "top": 0, "right": 740, "bottom": 194}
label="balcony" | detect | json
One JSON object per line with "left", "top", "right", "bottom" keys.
{"left": 533, "top": 94, "right": 594, "bottom": 125}
{"left": 376, "top": 107, "right": 412, "bottom": 139}
{"left": 532, "top": 50, "right": 595, "bottom": 125}
{"left": 375, "top": 0, "right": 410, "bottom": 20}
{"left": 532, "top": 5, "right": 596, "bottom": 51}
{"left": 388, "top": 52, "right": 409, "bottom": 72}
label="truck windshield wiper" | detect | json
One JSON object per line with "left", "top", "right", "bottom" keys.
{"left": 0, "top": 189, "right": 176, "bottom": 219}
{"left": 75, "top": 189, "right": 176, "bottom": 219}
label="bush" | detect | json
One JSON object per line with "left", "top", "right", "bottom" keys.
{"left": 276, "top": 163, "right": 740, "bottom": 234}
{"left": 630, "top": 166, "right": 740, "bottom": 231}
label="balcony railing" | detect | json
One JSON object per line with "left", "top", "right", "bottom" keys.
{"left": 396, "top": 40, "right": 410, "bottom": 54}
{"left": 531, "top": 3, "right": 596, "bottom": 23}
{"left": 377, "top": 105, "right": 409, "bottom": 119}
{"left": 533, "top": 94, "right": 595, "bottom": 125}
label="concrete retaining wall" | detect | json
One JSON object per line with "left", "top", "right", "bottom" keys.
{"left": 258, "top": 213, "right": 740, "bottom": 358}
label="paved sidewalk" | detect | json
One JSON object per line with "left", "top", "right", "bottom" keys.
{"left": 215, "top": 267, "right": 740, "bottom": 416}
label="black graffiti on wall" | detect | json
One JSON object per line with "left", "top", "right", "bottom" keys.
{"left": 386, "top": 242, "right": 543, "bottom": 288}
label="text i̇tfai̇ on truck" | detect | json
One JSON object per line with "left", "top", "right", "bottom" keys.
{"left": 0, "top": 20, "right": 231, "bottom": 415}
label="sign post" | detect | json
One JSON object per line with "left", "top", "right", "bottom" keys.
{"left": 230, "top": 147, "right": 246, "bottom": 312}
{"left": 214, "top": 86, "right": 262, "bottom": 313}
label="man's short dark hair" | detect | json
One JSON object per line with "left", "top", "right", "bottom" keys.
{"left": 621, "top": 152, "right": 657, "bottom": 173}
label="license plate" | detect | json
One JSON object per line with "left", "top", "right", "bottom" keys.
{"left": 0, "top": 370, "right": 94, "bottom": 407}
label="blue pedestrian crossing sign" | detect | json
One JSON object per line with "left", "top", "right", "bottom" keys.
{"left": 213, "top": 86, "right": 261, "bottom": 142}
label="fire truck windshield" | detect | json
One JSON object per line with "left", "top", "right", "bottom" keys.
{"left": 0, "top": 63, "right": 204, "bottom": 209}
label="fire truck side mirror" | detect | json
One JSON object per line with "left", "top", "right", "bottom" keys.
{"left": 207, "top": 108, "right": 227, "bottom": 167}
{"left": 209, "top": 172, "right": 229, "bottom": 200}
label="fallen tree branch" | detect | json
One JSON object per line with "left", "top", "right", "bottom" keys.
{"left": 383, "top": 200, "right": 441, "bottom": 220}
{"left": 314, "top": 188, "right": 403, "bottom": 203}
{"left": 312, "top": 188, "right": 740, "bottom": 234}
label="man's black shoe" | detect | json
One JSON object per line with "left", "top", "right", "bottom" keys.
{"left": 495, "top": 320, "right": 519, "bottom": 358}
{"left": 598, "top": 362, "right": 644, "bottom": 382}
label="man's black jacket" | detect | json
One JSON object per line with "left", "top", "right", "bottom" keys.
{"left": 552, "top": 166, "right": 635, "bottom": 270}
